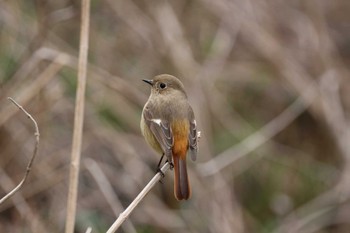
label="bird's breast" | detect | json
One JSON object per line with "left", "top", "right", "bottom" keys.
{"left": 140, "top": 116, "right": 163, "bottom": 154}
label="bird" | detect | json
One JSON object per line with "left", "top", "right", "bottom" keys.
{"left": 140, "top": 74, "right": 198, "bottom": 200}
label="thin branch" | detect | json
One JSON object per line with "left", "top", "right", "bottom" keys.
{"left": 84, "top": 158, "right": 137, "bottom": 233}
{"left": 106, "top": 162, "right": 171, "bottom": 233}
{"left": 0, "top": 168, "right": 48, "bottom": 232}
{"left": 0, "top": 97, "right": 40, "bottom": 205}
{"left": 85, "top": 227, "right": 92, "bottom": 233}
{"left": 65, "top": 0, "right": 90, "bottom": 232}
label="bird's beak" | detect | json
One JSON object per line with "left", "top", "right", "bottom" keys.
{"left": 142, "top": 79, "right": 154, "bottom": 86}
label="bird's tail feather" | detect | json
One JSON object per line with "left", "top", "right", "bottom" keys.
{"left": 173, "top": 155, "right": 190, "bottom": 200}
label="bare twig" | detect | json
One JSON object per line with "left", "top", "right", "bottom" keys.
{"left": 0, "top": 97, "right": 40, "bottom": 205}
{"left": 84, "top": 158, "right": 137, "bottom": 233}
{"left": 0, "top": 168, "right": 48, "bottom": 232}
{"left": 106, "top": 162, "right": 171, "bottom": 233}
{"left": 65, "top": 0, "right": 90, "bottom": 232}
{"left": 85, "top": 227, "right": 92, "bottom": 233}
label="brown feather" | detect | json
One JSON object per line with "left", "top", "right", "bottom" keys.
{"left": 173, "top": 155, "right": 190, "bottom": 200}
{"left": 172, "top": 120, "right": 191, "bottom": 200}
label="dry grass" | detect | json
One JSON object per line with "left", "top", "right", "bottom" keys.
{"left": 1, "top": 0, "right": 350, "bottom": 232}
{"left": 65, "top": 0, "right": 90, "bottom": 232}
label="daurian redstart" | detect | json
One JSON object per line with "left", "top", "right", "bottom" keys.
{"left": 141, "top": 74, "right": 198, "bottom": 200}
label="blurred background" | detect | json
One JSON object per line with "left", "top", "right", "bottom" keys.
{"left": 1, "top": 0, "right": 350, "bottom": 232}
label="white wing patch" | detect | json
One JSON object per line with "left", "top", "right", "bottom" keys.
{"left": 151, "top": 119, "right": 162, "bottom": 125}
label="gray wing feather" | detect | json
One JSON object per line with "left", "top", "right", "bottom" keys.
{"left": 188, "top": 111, "right": 198, "bottom": 161}
{"left": 143, "top": 107, "right": 174, "bottom": 162}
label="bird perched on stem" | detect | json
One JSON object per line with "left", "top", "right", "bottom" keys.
{"left": 141, "top": 74, "right": 198, "bottom": 200}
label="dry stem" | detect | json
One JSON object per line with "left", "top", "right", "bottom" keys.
{"left": 84, "top": 158, "right": 137, "bottom": 233}
{"left": 106, "top": 162, "right": 171, "bottom": 233}
{"left": 64, "top": 0, "right": 90, "bottom": 232}
{"left": 0, "top": 97, "right": 40, "bottom": 205}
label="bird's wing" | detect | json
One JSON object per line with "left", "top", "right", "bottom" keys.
{"left": 188, "top": 108, "right": 198, "bottom": 161}
{"left": 143, "top": 106, "right": 174, "bottom": 162}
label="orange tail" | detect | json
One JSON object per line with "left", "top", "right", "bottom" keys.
{"left": 173, "top": 155, "right": 191, "bottom": 200}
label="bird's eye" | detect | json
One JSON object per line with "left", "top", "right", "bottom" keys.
{"left": 159, "top": 82, "right": 167, "bottom": 89}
